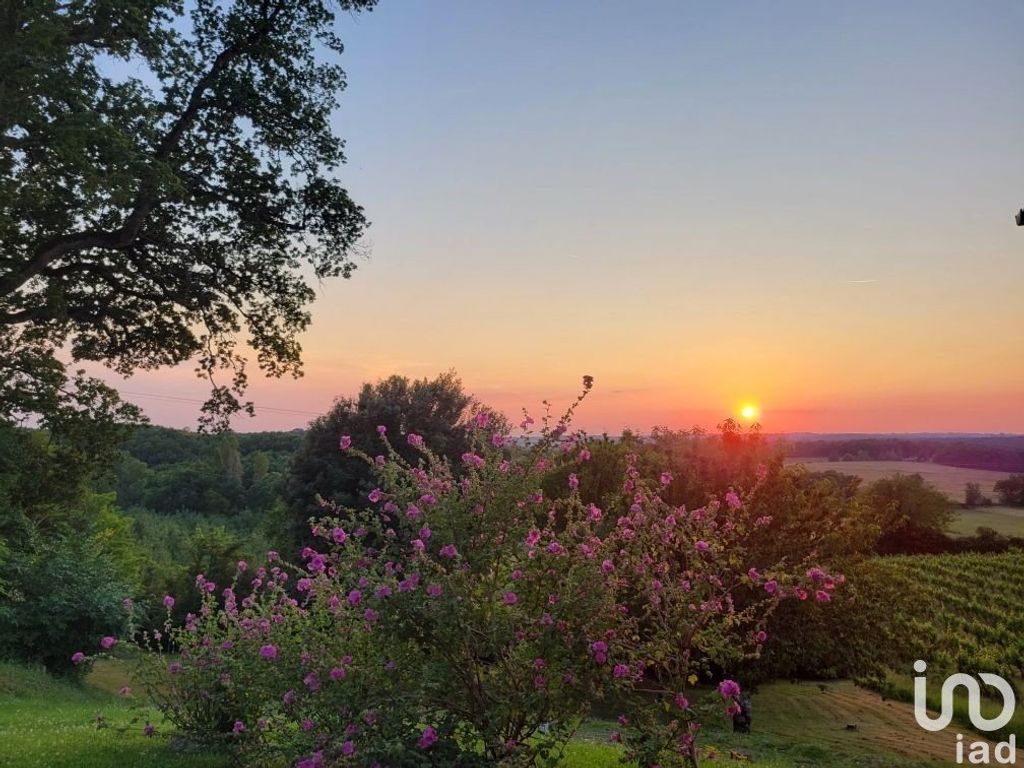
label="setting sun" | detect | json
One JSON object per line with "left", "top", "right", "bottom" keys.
{"left": 6, "top": 4, "right": 1024, "bottom": 767}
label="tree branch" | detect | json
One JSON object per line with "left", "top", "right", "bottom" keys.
{"left": 0, "top": 3, "right": 285, "bottom": 302}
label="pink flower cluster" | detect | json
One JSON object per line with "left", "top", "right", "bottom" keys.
{"left": 147, "top": 385, "right": 840, "bottom": 768}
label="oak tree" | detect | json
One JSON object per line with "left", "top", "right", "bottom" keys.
{"left": 0, "top": 0, "right": 376, "bottom": 428}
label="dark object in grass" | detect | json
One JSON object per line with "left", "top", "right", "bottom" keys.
{"left": 845, "top": 723, "right": 858, "bottom": 731}
{"left": 733, "top": 693, "right": 753, "bottom": 733}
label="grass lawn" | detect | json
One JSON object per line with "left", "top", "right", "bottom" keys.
{"left": 947, "top": 505, "right": 1024, "bottom": 537}
{"left": 580, "top": 680, "right": 977, "bottom": 767}
{"left": 0, "top": 662, "right": 227, "bottom": 768}
{"left": 876, "top": 673, "right": 1024, "bottom": 745}
{"left": 0, "top": 662, "right": 983, "bottom": 767}
{"left": 789, "top": 458, "right": 1024, "bottom": 538}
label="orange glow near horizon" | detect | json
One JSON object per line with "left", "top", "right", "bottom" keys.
{"left": 740, "top": 403, "right": 760, "bottom": 422}
{"left": 86, "top": 360, "right": 1024, "bottom": 435}
{"left": 75, "top": 3, "right": 1024, "bottom": 436}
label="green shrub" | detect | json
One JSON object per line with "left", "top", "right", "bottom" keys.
{"left": 0, "top": 533, "right": 133, "bottom": 673}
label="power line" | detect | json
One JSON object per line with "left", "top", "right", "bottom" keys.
{"left": 118, "top": 389, "right": 323, "bottom": 418}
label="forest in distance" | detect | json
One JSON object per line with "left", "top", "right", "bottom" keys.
{"left": 781, "top": 434, "right": 1024, "bottom": 473}
{"left": 107, "top": 423, "right": 1024, "bottom": 525}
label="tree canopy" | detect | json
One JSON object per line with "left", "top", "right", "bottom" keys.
{"left": 862, "top": 473, "right": 954, "bottom": 554}
{"left": 284, "top": 372, "right": 479, "bottom": 546}
{"left": 1, "top": 0, "right": 376, "bottom": 428}
{"left": 994, "top": 474, "right": 1024, "bottom": 506}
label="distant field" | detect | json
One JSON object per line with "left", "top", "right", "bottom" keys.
{"left": 789, "top": 458, "right": 1010, "bottom": 498}
{"left": 788, "top": 458, "right": 1024, "bottom": 537}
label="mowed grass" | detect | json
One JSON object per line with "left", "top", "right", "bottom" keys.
{"left": 790, "top": 458, "right": 1024, "bottom": 537}
{"left": 0, "top": 662, "right": 228, "bottom": 768}
{"left": 0, "top": 662, "right": 985, "bottom": 767}
{"left": 946, "top": 505, "right": 1024, "bottom": 537}
{"left": 733, "top": 681, "right": 1004, "bottom": 767}
{"left": 579, "top": 681, "right": 973, "bottom": 767}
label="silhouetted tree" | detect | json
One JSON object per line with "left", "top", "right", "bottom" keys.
{"left": 284, "top": 372, "right": 480, "bottom": 547}
{"left": 994, "top": 475, "right": 1024, "bottom": 507}
{"left": 864, "top": 474, "right": 954, "bottom": 554}
{"left": 1, "top": 0, "right": 376, "bottom": 428}
{"left": 964, "top": 482, "right": 989, "bottom": 508}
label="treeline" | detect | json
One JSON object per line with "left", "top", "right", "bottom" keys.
{"left": 3, "top": 370, "right": 1021, "bottom": 677}
{"left": 0, "top": 373, "right": 480, "bottom": 671}
{"left": 101, "top": 424, "right": 1024, "bottom": 525}
{"left": 92, "top": 427, "right": 307, "bottom": 635}
{"left": 784, "top": 436, "right": 1024, "bottom": 473}
{"left": 0, "top": 419, "right": 306, "bottom": 671}
{"left": 107, "top": 426, "right": 303, "bottom": 518}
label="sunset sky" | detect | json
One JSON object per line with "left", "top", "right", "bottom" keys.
{"left": 99, "top": 0, "right": 1024, "bottom": 434}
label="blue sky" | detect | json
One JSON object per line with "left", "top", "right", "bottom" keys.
{"left": 121, "top": 1, "right": 1024, "bottom": 432}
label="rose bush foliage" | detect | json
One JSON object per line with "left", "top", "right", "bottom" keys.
{"left": 80, "top": 385, "right": 841, "bottom": 767}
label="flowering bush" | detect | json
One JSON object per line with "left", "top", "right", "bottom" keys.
{"left": 89, "top": 381, "right": 840, "bottom": 767}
